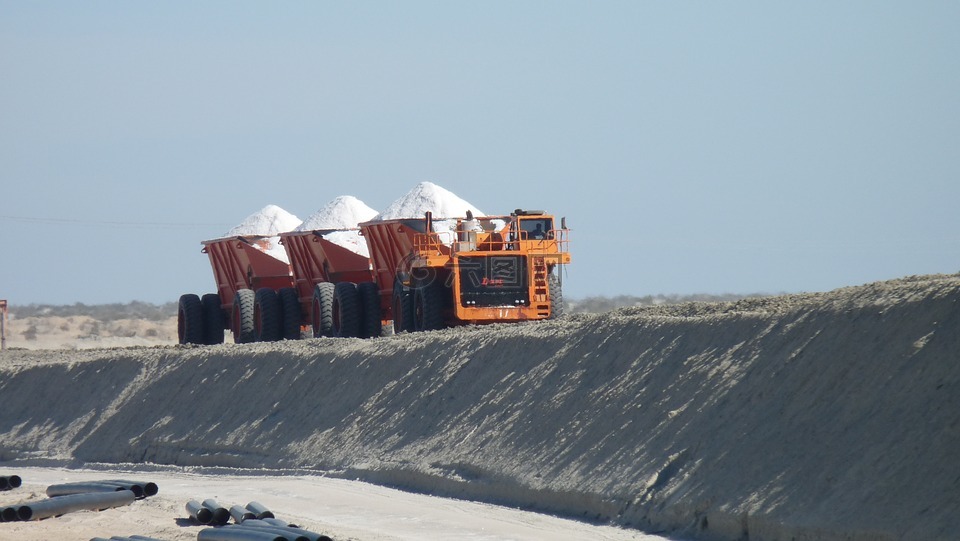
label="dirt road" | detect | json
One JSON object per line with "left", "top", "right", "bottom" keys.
{"left": 1, "top": 466, "right": 656, "bottom": 541}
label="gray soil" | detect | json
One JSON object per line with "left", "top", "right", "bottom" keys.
{"left": 2, "top": 273, "right": 958, "bottom": 541}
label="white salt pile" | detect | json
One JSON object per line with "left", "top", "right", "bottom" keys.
{"left": 221, "top": 204, "right": 302, "bottom": 263}
{"left": 375, "top": 182, "right": 485, "bottom": 245}
{"left": 295, "top": 196, "right": 379, "bottom": 258}
{"left": 320, "top": 230, "right": 371, "bottom": 258}
{"left": 375, "top": 182, "right": 484, "bottom": 221}
{"left": 295, "top": 196, "right": 378, "bottom": 231}
{"left": 223, "top": 204, "right": 303, "bottom": 237}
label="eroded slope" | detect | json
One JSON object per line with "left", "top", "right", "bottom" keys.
{"left": 1, "top": 274, "right": 958, "bottom": 541}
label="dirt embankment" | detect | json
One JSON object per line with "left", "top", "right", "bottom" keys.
{"left": 1, "top": 274, "right": 958, "bottom": 541}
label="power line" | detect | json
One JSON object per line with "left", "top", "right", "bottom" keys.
{"left": 0, "top": 215, "right": 230, "bottom": 230}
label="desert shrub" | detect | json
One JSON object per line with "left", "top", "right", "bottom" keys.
{"left": 22, "top": 325, "right": 38, "bottom": 341}
{"left": 9, "top": 301, "right": 177, "bottom": 321}
{"left": 567, "top": 293, "right": 770, "bottom": 313}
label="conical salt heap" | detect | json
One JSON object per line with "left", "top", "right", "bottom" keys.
{"left": 295, "top": 196, "right": 378, "bottom": 257}
{"left": 375, "top": 181, "right": 484, "bottom": 220}
{"left": 221, "top": 204, "right": 302, "bottom": 263}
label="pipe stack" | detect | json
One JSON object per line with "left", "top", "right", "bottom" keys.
{"left": 90, "top": 535, "right": 163, "bottom": 541}
{"left": 2, "top": 478, "right": 157, "bottom": 522}
{"left": 0, "top": 474, "right": 22, "bottom": 491}
{"left": 186, "top": 500, "right": 215, "bottom": 524}
{"left": 188, "top": 500, "right": 272, "bottom": 525}
{"left": 16, "top": 489, "right": 136, "bottom": 521}
{"left": 1, "top": 475, "right": 22, "bottom": 523}
{"left": 105, "top": 479, "right": 160, "bottom": 497}
{"left": 196, "top": 527, "right": 291, "bottom": 541}
{"left": 2, "top": 504, "right": 19, "bottom": 522}
{"left": 202, "top": 499, "right": 232, "bottom": 525}
{"left": 230, "top": 505, "right": 257, "bottom": 523}
{"left": 47, "top": 479, "right": 159, "bottom": 500}
{"left": 236, "top": 519, "right": 333, "bottom": 541}
{"left": 187, "top": 499, "right": 333, "bottom": 541}
{"left": 245, "top": 501, "right": 275, "bottom": 519}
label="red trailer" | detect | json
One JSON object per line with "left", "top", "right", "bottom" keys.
{"left": 177, "top": 235, "right": 297, "bottom": 345}
{"left": 278, "top": 229, "right": 377, "bottom": 338}
{"left": 358, "top": 218, "right": 431, "bottom": 334}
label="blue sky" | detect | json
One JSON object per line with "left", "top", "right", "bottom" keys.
{"left": 1, "top": 2, "right": 958, "bottom": 304}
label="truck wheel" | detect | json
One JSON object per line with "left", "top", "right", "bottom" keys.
{"left": 201, "top": 293, "right": 225, "bottom": 345}
{"left": 311, "top": 282, "right": 336, "bottom": 337}
{"left": 357, "top": 282, "right": 381, "bottom": 338}
{"left": 178, "top": 294, "right": 203, "bottom": 345}
{"left": 392, "top": 279, "right": 414, "bottom": 333}
{"left": 413, "top": 281, "right": 443, "bottom": 332}
{"left": 254, "top": 288, "right": 282, "bottom": 342}
{"left": 332, "top": 282, "right": 362, "bottom": 338}
{"left": 278, "top": 287, "right": 301, "bottom": 340}
{"left": 548, "top": 274, "right": 565, "bottom": 319}
{"left": 232, "top": 289, "right": 256, "bottom": 344}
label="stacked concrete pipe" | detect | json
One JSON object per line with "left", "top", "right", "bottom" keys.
{"left": 238, "top": 519, "right": 333, "bottom": 541}
{"left": 90, "top": 535, "right": 163, "bottom": 541}
{"left": 189, "top": 499, "right": 334, "bottom": 541}
{"left": 202, "top": 499, "right": 232, "bottom": 525}
{"left": 0, "top": 474, "right": 22, "bottom": 491}
{"left": 104, "top": 479, "right": 159, "bottom": 497}
{"left": 245, "top": 501, "right": 274, "bottom": 519}
{"left": 46, "top": 479, "right": 158, "bottom": 499}
{"left": 229, "top": 503, "right": 332, "bottom": 541}
{"left": 196, "top": 525, "right": 291, "bottom": 541}
{"left": 47, "top": 482, "right": 142, "bottom": 499}
{"left": 186, "top": 500, "right": 215, "bottom": 524}
{"left": 16, "top": 489, "right": 136, "bottom": 521}
{"left": 230, "top": 504, "right": 257, "bottom": 523}
{"left": 1, "top": 504, "right": 19, "bottom": 521}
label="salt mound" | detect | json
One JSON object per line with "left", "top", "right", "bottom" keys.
{"left": 322, "top": 230, "right": 371, "bottom": 258}
{"left": 222, "top": 204, "right": 302, "bottom": 263}
{"left": 295, "top": 196, "right": 378, "bottom": 231}
{"left": 224, "top": 204, "right": 302, "bottom": 237}
{"left": 292, "top": 196, "right": 378, "bottom": 258}
{"left": 375, "top": 182, "right": 484, "bottom": 220}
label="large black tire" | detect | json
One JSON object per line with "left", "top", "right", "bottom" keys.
{"left": 413, "top": 280, "right": 444, "bottom": 332}
{"left": 391, "top": 279, "right": 414, "bottom": 334}
{"left": 254, "top": 288, "right": 282, "bottom": 342}
{"left": 548, "top": 274, "right": 565, "bottom": 319}
{"left": 232, "top": 289, "right": 256, "bottom": 344}
{"left": 201, "top": 293, "right": 225, "bottom": 345}
{"left": 311, "top": 282, "right": 336, "bottom": 338}
{"left": 357, "top": 282, "right": 382, "bottom": 338}
{"left": 278, "top": 287, "right": 302, "bottom": 340}
{"left": 332, "top": 282, "right": 362, "bottom": 338}
{"left": 178, "top": 293, "right": 203, "bottom": 345}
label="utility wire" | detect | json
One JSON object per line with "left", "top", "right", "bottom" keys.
{"left": 0, "top": 214, "right": 230, "bottom": 230}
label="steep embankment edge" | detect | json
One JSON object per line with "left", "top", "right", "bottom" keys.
{"left": 1, "top": 274, "right": 958, "bottom": 541}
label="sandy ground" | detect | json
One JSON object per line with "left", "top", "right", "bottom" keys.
{"left": 2, "top": 273, "right": 959, "bottom": 541}
{"left": 2, "top": 314, "right": 179, "bottom": 350}
{"left": 1, "top": 466, "right": 657, "bottom": 541}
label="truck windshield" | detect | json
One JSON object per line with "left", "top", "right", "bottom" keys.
{"left": 519, "top": 218, "right": 553, "bottom": 240}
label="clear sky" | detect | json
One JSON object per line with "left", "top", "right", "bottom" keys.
{"left": 1, "top": 2, "right": 958, "bottom": 305}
